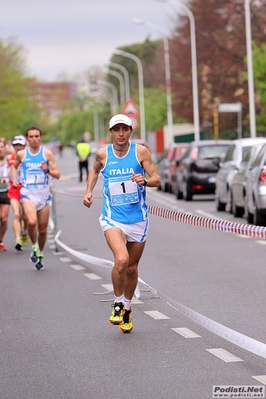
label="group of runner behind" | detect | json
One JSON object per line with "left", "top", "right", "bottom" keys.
{"left": 0, "top": 126, "right": 60, "bottom": 270}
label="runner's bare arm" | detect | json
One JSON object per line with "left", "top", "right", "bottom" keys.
{"left": 132, "top": 144, "right": 161, "bottom": 187}
{"left": 11, "top": 149, "right": 24, "bottom": 187}
{"left": 83, "top": 148, "right": 105, "bottom": 208}
{"left": 44, "top": 149, "right": 60, "bottom": 179}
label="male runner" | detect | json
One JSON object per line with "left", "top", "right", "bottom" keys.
{"left": 8, "top": 135, "right": 29, "bottom": 251}
{"left": 0, "top": 138, "right": 10, "bottom": 251}
{"left": 12, "top": 126, "right": 60, "bottom": 270}
{"left": 83, "top": 114, "right": 161, "bottom": 332}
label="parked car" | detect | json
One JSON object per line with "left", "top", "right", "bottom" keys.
{"left": 245, "top": 142, "right": 266, "bottom": 226}
{"left": 231, "top": 143, "right": 266, "bottom": 217}
{"left": 168, "top": 143, "right": 189, "bottom": 194}
{"left": 215, "top": 138, "right": 266, "bottom": 212}
{"left": 174, "top": 140, "right": 231, "bottom": 201}
{"left": 157, "top": 144, "right": 178, "bottom": 192}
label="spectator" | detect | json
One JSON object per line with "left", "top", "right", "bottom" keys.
{"left": 76, "top": 138, "right": 91, "bottom": 182}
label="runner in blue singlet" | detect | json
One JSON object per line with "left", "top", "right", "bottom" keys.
{"left": 83, "top": 114, "right": 161, "bottom": 333}
{"left": 12, "top": 126, "right": 60, "bottom": 270}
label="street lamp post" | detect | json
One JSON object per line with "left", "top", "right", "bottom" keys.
{"left": 97, "top": 80, "right": 118, "bottom": 114}
{"left": 245, "top": 0, "right": 256, "bottom": 137}
{"left": 104, "top": 68, "right": 125, "bottom": 105}
{"left": 132, "top": 18, "right": 173, "bottom": 144}
{"left": 109, "top": 61, "right": 131, "bottom": 101}
{"left": 156, "top": 0, "right": 200, "bottom": 141}
{"left": 114, "top": 49, "right": 146, "bottom": 142}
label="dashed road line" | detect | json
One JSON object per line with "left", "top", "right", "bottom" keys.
{"left": 172, "top": 327, "right": 201, "bottom": 338}
{"left": 144, "top": 310, "right": 170, "bottom": 320}
{"left": 84, "top": 273, "right": 102, "bottom": 280}
{"left": 206, "top": 348, "right": 243, "bottom": 363}
{"left": 253, "top": 375, "right": 266, "bottom": 385}
{"left": 59, "top": 257, "right": 72, "bottom": 263}
{"left": 101, "top": 283, "right": 114, "bottom": 292}
{"left": 70, "top": 264, "right": 86, "bottom": 271}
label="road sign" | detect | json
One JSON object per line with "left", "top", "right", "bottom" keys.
{"left": 218, "top": 103, "right": 242, "bottom": 113}
{"left": 128, "top": 116, "right": 138, "bottom": 131}
{"left": 122, "top": 99, "right": 140, "bottom": 116}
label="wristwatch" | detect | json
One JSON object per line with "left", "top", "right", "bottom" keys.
{"left": 143, "top": 177, "right": 148, "bottom": 186}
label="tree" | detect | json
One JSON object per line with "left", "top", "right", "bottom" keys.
{"left": 252, "top": 41, "right": 266, "bottom": 132}
{"left": 0, "top": 38, "right": 31, "bottom": 137}
{"left": 169, "top": 0, "right": 266, "bottom": 135}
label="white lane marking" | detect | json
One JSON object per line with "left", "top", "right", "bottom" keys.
{"left": 101, "top": 284, "right": 113, "bottom": 292}
{"left": 172, "top": 327, "right": 201, "bottom": 338}
{"left": 206, "top": 348, "right": 243, "bottom": 363}
{"left": 47, "top": 238, "right": 55, "bottom": 244}
{"left": 52, "top": 251, "right": 64, "bottom": 256}
{"left": 70, "top": 265, "right": 86, "bottom": 271}
{"left": 59, "top": 257, "right": 72, "bottom": 263}
{"left": 144, "top": 310, "right": 170, "bottom": 320}
{"left": 252, "top": 375, "right": 266, "bottom": 385}
{"left": 49, "top": 245, "right": 56, "bottom": 250}
{"left": 256, "top": 240, "right": 266, "bottom": 245}
{"left": 84, "top": 273, "right": 102, "bottom": 280}
{"left": 131, "top": 298, "right": 143, "bottom": 305}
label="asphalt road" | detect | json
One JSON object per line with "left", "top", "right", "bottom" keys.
{"left": 1, "top": 148, "right": 266, "bottom": 399}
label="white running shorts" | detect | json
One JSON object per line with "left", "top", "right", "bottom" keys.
{"left": 20, "top": 187, "right": 51, "bottom": 211}
{"left": 99, "top": 215, "right": 149, "bottom": 243}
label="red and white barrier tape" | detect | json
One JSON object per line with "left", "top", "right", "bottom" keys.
{"left": 51, "top": 188, "right": 266, "bottom": 239}
{"left": 148, "top": 205, "right": 266, "bottom": 239}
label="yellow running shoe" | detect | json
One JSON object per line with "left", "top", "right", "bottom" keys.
{"left": 109, "top": 302, "right": 124, "bottom": 325}
{"left": 21, "top": 234, "right": 29, "bottom": 247}
{"left": 119, "top": 308, "right": 133, "bottom": 333}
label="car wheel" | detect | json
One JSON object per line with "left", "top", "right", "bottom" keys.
{"left": 253, "top": 204, "right": 266, "bottom": 226}
{"left": 232, "top": 193, "right": 244, "bottom": 218}
{"left": 163, "top": 180, "right": 169, "bottom": 193}
{"left": 247, "top": 210, "right": 253, "bottom": 224}
{"left": 227, "top": 191, "right": 233, "bottom": 214}
{"left": 215, "top": 194, "right": 226, "bottom": 211}
{"left": 177, "top": 186, "right": 183, "bottom": 200}
{"left": 183, "top": 181, "right": 192, "bottom": 201}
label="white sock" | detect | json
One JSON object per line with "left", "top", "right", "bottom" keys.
{"left": 114, "top": 294, "right": 124, "bottom": 304}
{"left": 123, "top": 297, "right": 131, "bottom": 310}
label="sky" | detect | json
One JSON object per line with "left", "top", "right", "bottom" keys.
{"left": 0, "top": 0, "right": 183, "bottom": 82}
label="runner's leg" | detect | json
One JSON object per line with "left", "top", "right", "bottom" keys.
{"left": 104, "top": 228, "right": 128, "bottom": 297}
{"left": 0, "top": 203, "right": 9, "bottom": 242}
{"left": 21, "top": 199, "right": 38, "bottom": 245}
{"left": 36, "top": 205, "right": 49, "bottom": 252}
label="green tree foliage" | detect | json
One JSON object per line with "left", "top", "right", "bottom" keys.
{"left": 170, "top": 0, "right": 266, "bottom": 134}
{"left": 49, "top": 110, "right": 96, "bottom": 144}
{"left": 252, "top": 42, "right": 266, "bottom": 131}
{"left": 0, "top": 38, "right": 31, "bottom": 137}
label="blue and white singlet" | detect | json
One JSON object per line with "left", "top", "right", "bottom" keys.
{"left": 101, "top": 142, "right": 148, "bottom": 224}
{"left": 21, "top": 147, "right": 49, "bottom": 190}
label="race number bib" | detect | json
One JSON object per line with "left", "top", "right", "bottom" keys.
{"left": 25, "top": 167, "right": 46, "bottom": 190}
{"left": 109, "top": 176, "right": 139, "bottom": 206}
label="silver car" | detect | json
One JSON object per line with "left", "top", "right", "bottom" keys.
{"left": 245, "top": 142, "right": 266, "bottom": 226}
{"left": 231, "top": 143, "right": 266, "bottom": 217}
{"left": 215, "top": 137, "right": 266, "bottom": 212}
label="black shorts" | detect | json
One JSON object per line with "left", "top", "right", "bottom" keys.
{"left": 0, "top": 191, "right": 10, "bottom": 205}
